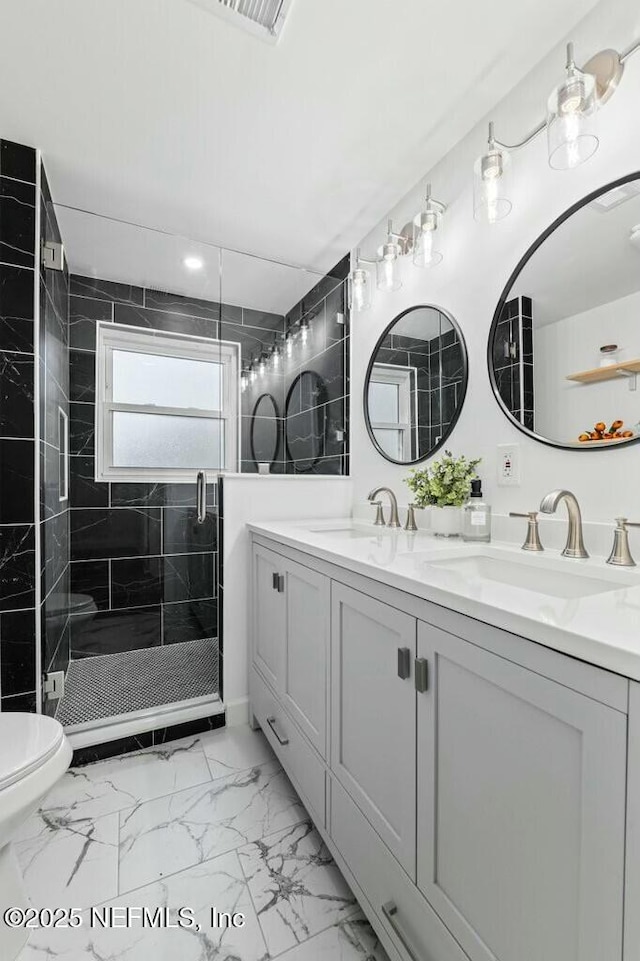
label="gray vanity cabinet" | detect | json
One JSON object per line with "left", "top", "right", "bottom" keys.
{"left": 416, "top": 618, "right": 627, "bottom": 961}
{"left": 252, "top": 543, "right": 328, "bottom": 756}
{"left": 330, "top": 583, "right": 417, "bottom": 876}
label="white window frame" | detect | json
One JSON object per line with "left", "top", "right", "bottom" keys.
{"left": 95, "top": 322, "right": 239, "bottom": 482}
{"left": 368, "top": 363, "right": 416, "bottom": 461}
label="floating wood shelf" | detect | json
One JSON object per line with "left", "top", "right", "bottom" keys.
{"left": 567, "top": 359, "right": 640, "bottom": 385}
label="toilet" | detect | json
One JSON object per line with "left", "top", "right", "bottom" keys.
{"left": 0, "top": 713, "right": 72, "bottom": 960}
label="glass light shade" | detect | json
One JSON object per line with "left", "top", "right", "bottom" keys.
{"left": 349, "top": 266, "right": 371, "bottom": 311}
{"left": 473, "top": 146, "right": 512, "bottom": 223}
{"left": 412, "top": 209, "right": 443, "bottom": 267}
{"left": 271, "top": 345, "right": 281, "bottom": 369}
{"left": 285, "top": 332, "right": 293, "bottom": 357}
{"left": 299, "top": 319, "right": 309, "bottom": 344}
{"left": 376, "top": 241, "right": 402, "bottom": 292}
{"left": 547, "top": 65, "right": 598, "bottom": 170}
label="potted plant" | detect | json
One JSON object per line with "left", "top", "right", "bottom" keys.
{"left": 405, "top": 450, "right": 481, "bottom": 537}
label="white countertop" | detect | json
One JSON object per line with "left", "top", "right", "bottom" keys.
{"left": 248, "top": 518, "right": 640, "bottom": 681}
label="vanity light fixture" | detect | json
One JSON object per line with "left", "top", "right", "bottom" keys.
{"left": 183, "top": 255, "right": 204, "bottom": 271}
{"left": 299, "top": 317, "right": 309, "bottom": 345}
{"left": 285, "top": 330, "right": 293, "bottom": 357}
{"left": 271, "top": 341, "right": 282, "bottom": 369}
{"left": 258, "top": 354, "right": 267, "bottom": 378}
{"left": 413, "top": 183, "right": 446, "bottom": 266}
{"left": 473, "top": 123, "right": 512, "bottom": 223}
{"left": 348, "top": 249, "right": 372, "bottom": 312}
{"left": 249, "top": 361, "right": 257, "bottom": 384}
{"left": 376, "top": 220, "right": 404, "bottom": 292}
{"left": 547, "top": 43, "right": 598, "bottom": 170}
{"left": 241, "top": 366, "right": 249, "bottom": 392}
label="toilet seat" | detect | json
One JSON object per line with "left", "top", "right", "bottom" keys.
{"left": 0, "top": 714, "right": 65, "bottom": 791}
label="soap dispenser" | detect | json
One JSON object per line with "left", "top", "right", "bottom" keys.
{"left": 463, "top": 479, "right": 491, "bottom": 543}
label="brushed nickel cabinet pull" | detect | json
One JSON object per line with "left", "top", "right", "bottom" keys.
{"left": 382, "top": 901, "right": 422, "bottom": 961}
{"left": 266, "top": 716, "right": 289, "bottom": 746}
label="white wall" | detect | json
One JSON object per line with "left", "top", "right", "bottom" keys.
{"left": 350, "top": 0, "right": 640, "bottom": 525}
{"left": 534, "top": 289, "right": 640, "bottom": 440}
{"left": 222, "top": 475, "right": 352, "bottom": 721}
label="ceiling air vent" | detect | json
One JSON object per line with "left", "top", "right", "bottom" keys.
{"left": 187, "top": 0, "right": 293, "bottom": 43}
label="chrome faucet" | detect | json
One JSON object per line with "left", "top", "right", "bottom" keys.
{"left": 368, "top": 487, "right": 401, "bottom": 529}
{"left": 539, "top": 489, "right": 589, "bottom": 558}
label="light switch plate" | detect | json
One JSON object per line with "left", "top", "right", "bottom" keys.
{"left": 497, "top": 444, "right": 521, "bottom": 486}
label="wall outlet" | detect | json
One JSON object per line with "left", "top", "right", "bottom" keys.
{"left": 497, "top": 444, "right": 521, "bottom": 486}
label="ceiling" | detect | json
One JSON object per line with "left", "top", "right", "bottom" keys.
{"left": 512, "top": 180, "right": 640, "bottom": 326}
{"left": 0, "top": 0, "right": 598, "bottom": 280}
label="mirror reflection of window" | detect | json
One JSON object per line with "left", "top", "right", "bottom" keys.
{"left": 368, "top": 364, "right": 415, "bottom": 460}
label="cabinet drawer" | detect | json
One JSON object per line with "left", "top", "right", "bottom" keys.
{"left": 330, "top": 777, "right": 467, "bottom": 961}
{"left": 251, "top": 667, "right": 326, "bottom": 825}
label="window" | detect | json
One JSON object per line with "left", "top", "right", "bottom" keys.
{"left": 368, "top": 363, "right": 416, "bottom": 461}
{"left": 96, "top": 323, "right": 239, "bottom": 482}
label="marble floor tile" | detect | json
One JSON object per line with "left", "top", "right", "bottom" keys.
{"left": 200, "top": 724, "right": 276, "bottom": 780}
{"left": 239, "top": 820, "right": 358, "bottom": 955}
{"left": 277, "top": 913, "right": 390, "bottom": 961}
{"left": 18, "top": 850, "right": 269, "bottom": 961}
{"left": 119, "top": 760, "right": 307, "bottom": 894}
{"left": 16, "top": 812, "right": 119, "bottom": 910}
{"left": 18, "top": 736, "right": 213, "bottom": 839}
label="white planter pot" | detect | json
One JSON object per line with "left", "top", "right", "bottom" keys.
{"left": 430, "top": 505, "right": 462, "bottom": 537}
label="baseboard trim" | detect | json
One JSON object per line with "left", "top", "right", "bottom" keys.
{"left": 225, "top": 696, "right": 250, "bottom": 727}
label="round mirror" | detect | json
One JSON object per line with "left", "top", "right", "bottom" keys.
{"left": 285, "top": 370, "right": 328, "bottom": 472}
{"left": 489, "top": 173, "right": 640, "bottom": 449}
{"left": 364, "top": 305, "right": 468, "bottom": 464}
{"left": 250, "top": 393, "right": 280, "bottom": 468}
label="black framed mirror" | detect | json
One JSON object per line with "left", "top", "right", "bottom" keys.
{"left": 489, "top": 172, "right": 640, "bottom": 450}
{"left": 364, "top": 305, "right": 468, "bottom": 464}
{"left": 250, "top": 393, "right": 280, "bottom": 468}
{"left": 285, "top": 370, "right": 328, "bottom": 472}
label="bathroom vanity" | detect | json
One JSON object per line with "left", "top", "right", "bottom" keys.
{"left": 248, "top": 520, "right": 640, "bottom": 961}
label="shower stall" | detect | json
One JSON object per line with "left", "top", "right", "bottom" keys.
{"left": 0, "top": 144, "right": 349, "bottom": 760}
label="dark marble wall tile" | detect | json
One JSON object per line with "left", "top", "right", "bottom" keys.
{"left": 69, "top": 349, "right": 95, "bottom": 402}
{"left": 143, "top": 288, "right": 220, "bottom": 321}
{"left": 70, "top": 455, "right": 108, "bottom": 508}
{"left": 111, "top": 556, "right": 163, "bottom": 609}
{"left": 0, "top": 177, "right": 35, "bottom": 268}
{"left": 0, "top": 264, "right": 34, "bottom": 353}
{"left": 0, "top": 438, "right": 34, "bottom": 523}
{"left": 163, "top": 599, "right": 217, "bottom": 644}
{"left": 70, "top": 275, "right": 143, "bottom": 305}
{"left": 0, "top": 141, "right": 37, "bottom": 184}
{"left": 110, "top": 481, "right": 214, "bottom": 509}
{"left": 163, "top": 507, "right": 217, "bottom": 554}
{"left": 242, "top": 308, "right": 284, "bottom": 332}
{"left": 0, "top": 524, "right": 35, "bottom": 611}
{"left": 71, "top": 560, "right": 110, "bottom": 610}
{"left": 0, "top": 352, "right": 34, "bottom": 437}
{"left": 70, "top": 508, "right": 161, "bottom": 560}
{"left": 68, "top": 295, "right": 112, "bottom": 350}
{"left": 70, "top": 606, "right": 161, "bottom": 658}
{"left": 219, "top": 321, "right": 274, "bottom": 362}
{"left": 72, "top": 732, "right": 154, "bottom": 765}
{"left": 164, "top": 552, "right": 215, "bottom": 603}
{"left": 0, "top": 608, "right": 36, "bottom": 695}
{"left": 69, "top": 403, "right": 95, "bottom": 455}
{"left": 41, "top": 510, "right": 69, "bottom": 601}
{"left": 114, "top": 303, "right": 217, "bottom": 339}
{"left": 1, "top": 690, "right": 37, "bottom": 712}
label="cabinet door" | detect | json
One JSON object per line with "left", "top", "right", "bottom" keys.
{"left": 331, "top": 582, "right": 416, "bottom": 876}
{"left": 252, "top": 544, "right": 285, "bottom": 692}
{"left": 282, "top": 560, "right": 329, "bottom": 757}
{"left": 417, "top": 619, "right": 626, "bottom": 961}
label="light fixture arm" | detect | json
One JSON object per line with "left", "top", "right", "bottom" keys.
{"left": 488, "top": 37, "right": 639, "bottom": 152}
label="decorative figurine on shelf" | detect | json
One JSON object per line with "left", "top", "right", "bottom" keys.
{"left": 578, "top": 420, "right": 634, "bottom": 442}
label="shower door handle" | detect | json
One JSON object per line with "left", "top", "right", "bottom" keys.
{"left": 196, "top": 470, "right": 207, "bottom": 524}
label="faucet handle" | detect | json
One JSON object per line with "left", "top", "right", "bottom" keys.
{"left": 370, "top": 501, "right": 386, "bottom": 527}
{"left": 404, "top": 504, "right": 418, "bottom": 532}
{"left": 607, "top": 517, "right": 639, "bottom": 567}
{"left": 509, "top": 511, "right": 544, "bottom": 552}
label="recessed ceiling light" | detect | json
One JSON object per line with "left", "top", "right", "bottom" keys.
{"left": 183, "top": 255, "right": 204, "bottom": 271}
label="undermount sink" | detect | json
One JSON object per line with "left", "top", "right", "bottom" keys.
{"left": 425, "top": 553, "right": 635, "bottom": 599}
{"left": 307, "top": 525, "right": 389, "bottom": 540}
